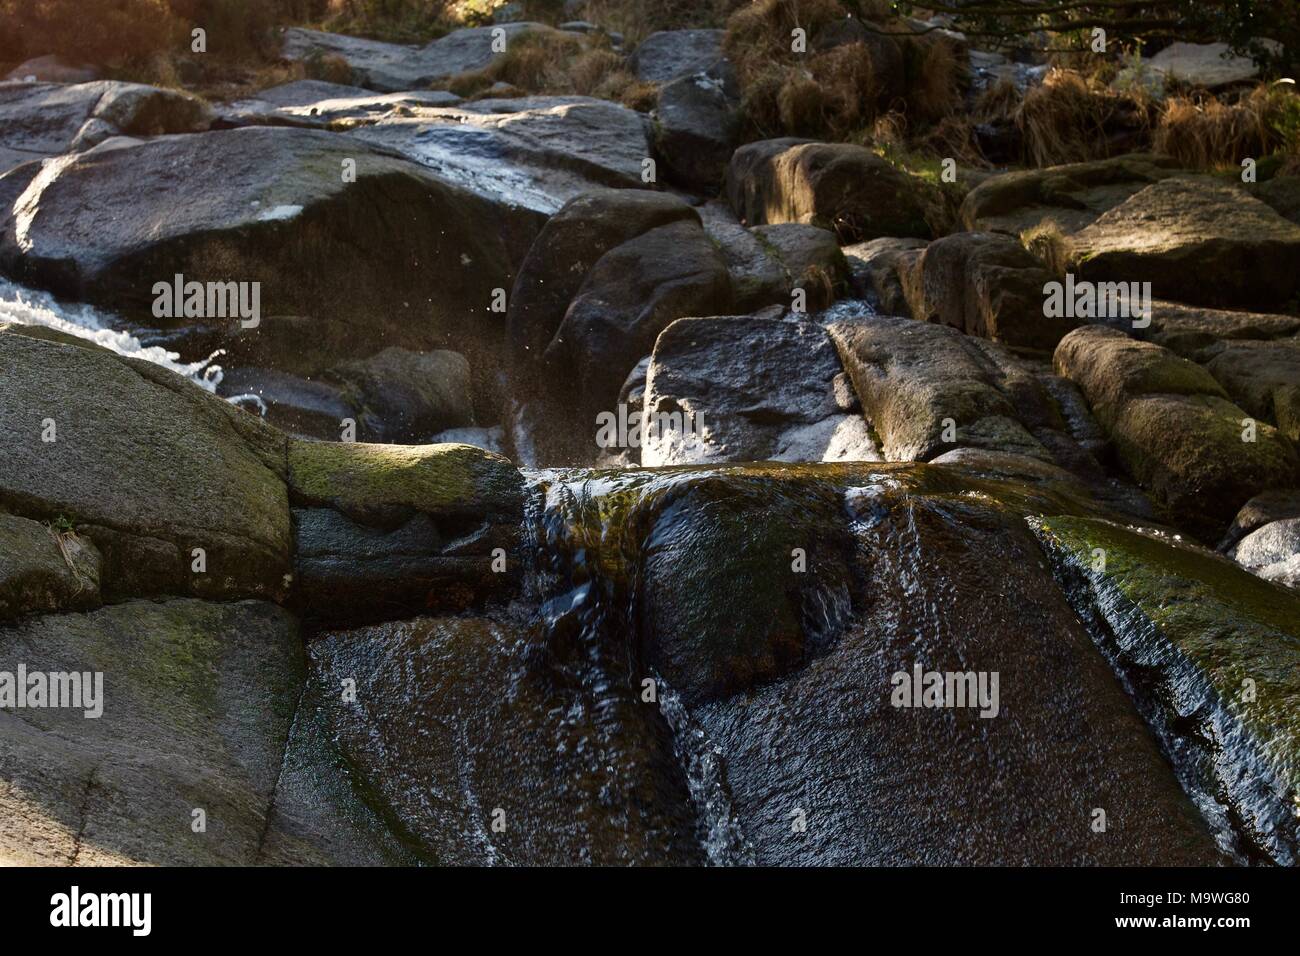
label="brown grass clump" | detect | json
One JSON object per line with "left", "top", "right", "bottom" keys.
{"left": 901, "top": 33, "right": 963, "bottom": 125}
{"left": 446, "top": 27, "right": 593, "bottom": 96}
{"left": 1020, "top": 222, "right": 1071, "bottom": 278}
{"left": 1154, "top": 85, "right": 1300, "bottom": 171}
{"left": 1011, "top": 68, "right": 1151, "bottom": 167}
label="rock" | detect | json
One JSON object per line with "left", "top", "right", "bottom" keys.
{"left": 1055, "top": 326, "right": 1298, "bottom": 536}
{"left": 1221, "top": 490, "right": 1300, "bottom": 550}
{"left": 282, "top": 23, "right": 553, "bottom": 93}
{"left": 1229, "top": 518, "right": 1300, "bottom": 590}
{"left": 607, "top": 465, "right": 1223, "bottom": 864}
{"left": 3, "top": 55, "right": 100, "bottom": 84}
{"left": 1065, "top": 178, "right": 1300, "bottom": 312}
{"left": 0, "top": 324, "right": 291, "bottom": 601}
{"left": 326, "top": 347, "right": 475, "bottom": 444}
{"left": 698, "top": 202, "right": 845, "bottom": 312}
{"left": 1115, "top": 41, "right": 1278, "bottom": 95}
{"left": 309, "top": 615, "right": 704, "bottom": 864}
{"left": 350, "top": 95, "right": 655, "bottom": 215}
{"left": 0, "top": 126, "right": 544, "bottom": 411}
{"left": 0, "top": 514, "right": 101, "bottom": 622}
{"left": 1035, "top": 516, "right": 1300, "bottom": 864}
{"left": 961, "top": 153, "right": 1184, "bottom": 236}
{"left": 842, "top": 237, "right": 927, "bottom": 316}
{"left": 0, "top": 79, "right": 209, "bottom": 175}
{"left": 1133, "top": 300, "right": 1300, "bottom": 359}
{"left": 542, "top": 219, "right": 733, "bottom": 456}
{"left": 1204, "top": 341, "right": 1300, "bottom": 443}
{"left": 641, "top": 473, "right": 858, "bottom": 706}
{"left": 506, "top": 189, "right": 698, "bottom": 376}
{"left": 629, "top": 29, "right": 725, "bottom": 84}
{"left": 902, "top": 231, "right": 1072, "bottom": 350}
{"left": 1251, "top": 175, "right": 1300, "bottom": 226}
{"left": 0, "top": 600, "right": 302, "bottom": 865}
{"left": 217, "top": 368, "right": 353, "bottom": 441}
{"left": 216, "top": 80, "right": 461, "bottom": 129}
{"left": 727, "top": 138, "right": 934, "bottom": 243}
{"left": 641, "top": 316, "right": 880, "bottom": 466}
{"left": 255, "top": 670, "right": 419, "bottom": 865}
{"left": 287, "top": 439, "right": 523, "bottom": 525}
{"left": 428, "top": 425, "right": 506, "bottom": 457}
{"left": 652, "top": 62, "right": 740, "bottom": 193}
{"left": 828, "top": 315, "right": 1049, "bottom": 462}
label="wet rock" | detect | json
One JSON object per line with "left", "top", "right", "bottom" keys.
{"left": 0, "top": 126, "right": 544, "bottom": 407}
{"left": 310, "top": 615, "right": 704, "bottom": 864}
{"left": 828, "top": 315, "right": 1050, "bottom": 462}
{"left": 842, "top": 237, "right": 927, "bottom": 316}
{"left": 961, "top": 153, "right": 1184, "bottom": 236}
{"left": 1066, "top": 178, "right": 1300, "bottom": 312}
{"left": 282, "top": 23, "right": 553, "bottom": 93}
{"left": 3, "top": 55, "right": 100, "bottom": 84}
{"left": 1204, "top": 340, "right": 1300, "bottom": 443}
{"left": 0, "top": 600, "right": 301, "bottom": 865}
{"left": 0, "top": 324, "right": 290, "bottom": 601}
{"left": 326, "top": 347, "right": 475, "bottom": 444}
{"left": 630, "top": 29, "right": 725, "bottom": 84}
{"left": 1035, "top": 516, "right": 1300, "bottom": 864}
{"left": 541, "top": 219, "right": 733, "bottom": 459}
{"left": 727, "top": 138, "right": 934, "bottom": 243}
{"left": 901, "top": 231, "right": 1071, "bottom": 350}
{"left": 1055, "top": 326, "right": 1298, "bottom": 537}
{"left": 652, "top": 62, "right": 740, "bottom": 193}
{"left": 0, "top": 514, "right": 101, "bottom": 622}
{"left": 350, "top": 96, "right": 654, "bottom": 215}
{"left": 0, "top": 79, "right": 209, "bottom": 175}
{"left": 642, "top": 315, "right": 878, "bottom": 466}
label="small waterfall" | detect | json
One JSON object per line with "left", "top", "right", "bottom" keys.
{"left": 0, "top": 278, "right": 226, "bottom": 392}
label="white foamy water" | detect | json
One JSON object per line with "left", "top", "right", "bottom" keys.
{"left": 0, "top": 278, "right": 225, "bottom": 392}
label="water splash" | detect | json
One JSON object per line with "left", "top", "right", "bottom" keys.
{"left": 0, "top": 277, "right": 225, "bottom": 392}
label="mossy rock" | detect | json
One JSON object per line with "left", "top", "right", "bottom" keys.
{"left": 1033, "top": 515, "right": 1300, "bottom": 864}
{"left": 287, "top": 440, "right": 524, "bottom": 523}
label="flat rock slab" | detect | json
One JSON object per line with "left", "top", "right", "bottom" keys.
{"left": 282, "top": 23, "right": 552, "bottom": 93}
{"left": 217, "top": 79, "right": 461, "bottom": 129}
{"left": 351, "top": 95, "right": 653, "bottom": 215}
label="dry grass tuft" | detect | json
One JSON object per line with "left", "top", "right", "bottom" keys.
{"left": 1009, "top": 68, "right": 1151, "bottom": 167}
{"left": 1154, "top": 85, "right": 1300, "bottom": 171}
{"left": 1021, "top": 222, "right": 1071, "bottom": 277}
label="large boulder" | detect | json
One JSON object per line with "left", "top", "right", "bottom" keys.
{"left": 1203, "top": 340, "right": 1300, "bottom": 444}
{"left": 842, "top": 237, "right": 927, "bottom": 316}
{"left": 540, "top": 219, "right": 733, "bottom": 458}
{"left": 325, "top": 347, "right": 475, "bottom": 444}
{"left": 727, "top": 138, "right": 934, "bottom": 243}
{"left": 0, "top": 125, "right": 545, "bottom": 414}
{"left": 629, "top": 29, "right": 725, "bottom": 84}
{"left": 828, "top": 315, "right": 1050, "bottom": 462}
{"left": 505, "top": 189, "right": 699, "bottom": 378}
{"left": 350, "top": 96, "right": 655, "bottom": 215}
{"left": 282, "top": 23, "right": 553, "bottom": 93}
{"left": 641, "top": 315, "right": 878, "bottom": 466}
{"left": 0, "top": 79, "right": 209, "bottom": 175}
{"left": 0, "top": 324, "right": 290, "bottom": 601}
{"left": 1229, "top": 519, "right": 1300, "bottom": 590}
{"left": 1131, "top": 300, "right": 1300, "bottom": 359}
{"left": 1055, "top": 326, "right": 1298, "bottom": 536}
{"left": 652, "top": 62, "right": 740, "bottom": 193}
{"left": 901, "top": 231, "right": 1072, "bottom": 350}
{"left": 0, "top": 600, "right": 302, "bottom": 865}
{"left": 961, "top": 153, "right": 1184, "bottom": 236}
{"left": 1065, "top": 178, "right": 1300, "bottom": 311}
{"left": 1035, "top": 516, "right": 1300, "bottom": 864}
